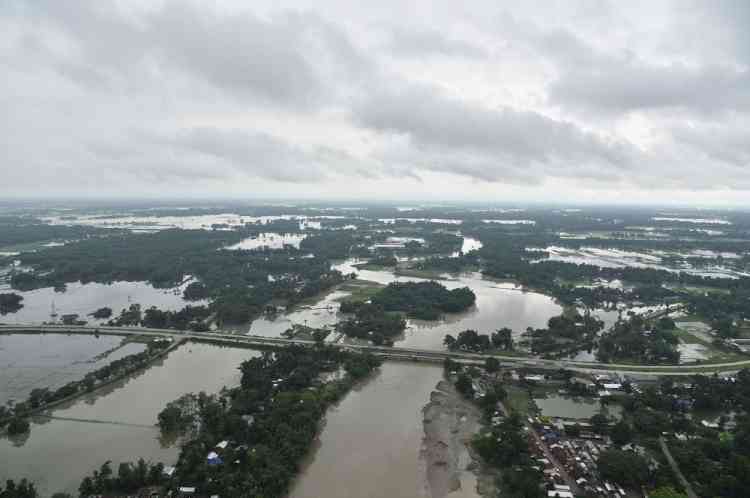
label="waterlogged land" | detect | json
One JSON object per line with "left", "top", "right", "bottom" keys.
{"left": 533, "top": 393, "right": 622, "bottom": 420}
{"left": 0, "top": 341, "right": 260, "bottom": 496}
{"left": 236, "top": 258, "right": 564, "bottom": 351}
{"left": 333, "top": 259, "right": 564, "bottom": 349}
{"left": 0, "top": 280, "right": 202, "bottom": 325}
{"left": 538, "top": 245, "right": 750, "bottom": 279}
{"left": 0, "top": 333, "right": 144, "bottom": 405}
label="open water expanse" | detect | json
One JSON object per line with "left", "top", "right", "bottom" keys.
{"left": 0, "top": 341, "right": 259, "bottom": 496}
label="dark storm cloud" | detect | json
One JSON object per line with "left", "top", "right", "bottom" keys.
{"left": 550, "top": 58, "right": 750, "bottom": 115}
{"left": 3, "top": 0, "right": 750, "bottom": 200}
{"left": 500, "top": 13, "right": 750, "bottom": 115}
{"left": 8, "top": 0, "right": 365, "bottom": 108}
{"left": 87, "top": 127, "right": 379, "bottom": 184}
{"left": 671, "top": 123, "right": 750, "bottom": 167}
{"left": 355, "top": 84, "right": 638, "bottom": 183}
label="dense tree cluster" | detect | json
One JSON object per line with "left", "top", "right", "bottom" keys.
{"left": 337, "top": 302, "right": 406, "bottom": 345}
{"left": 472, "top": 413, "right": 545, "bottom": 498}
{"left": 412, "top": 253, "right": 480, "bottom": 274}
{"left": 0, "top": 293, "right": 23, "bottom": 314}
{"left": 370, "top": 281, "right": 475, "bottom": 320}
{"left": 157, "top": 393, "right": 197, "bottom": 433}
{"left": 0, "top": 479, "right": 37, "bottom": 498}
{"left": 88, "top": 306, "right": 112, "bottom": 319}
{"left": 594, "top": 369, "right": 750, "bottom": 498}
{"left": 141, "top": 305, "right": 211, "bottom": 331}
{"left": 670, "top": 430, "right": 750, "bottom": 498}
{"left": 366, "top": 254, "right": 398, "bottom": 267}
{"left": 6, "top": 417, "right": 30, "bottom": 435}
{"left": 78, "top": 460, "right": 166, "bottom": 497}
{"left": 597, "top": 450, "right": 651, "bottom": 489}
{"left": 299, "top": 232, "right": 357, "bottom": 259}
{"left": 597, "top": 315, "right": 680, "bottom": 364}
{"left": 526, "top": 313, "right": 604, "bottom": 357}
{"left": 182, "top": 281, "right": 209, "bottom": 301}
{"left": 444, "top": 328, "right": 514, "bottom": 353}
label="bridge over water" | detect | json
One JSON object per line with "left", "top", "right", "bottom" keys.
{"left": 1, "top": 319, "right": 747, "bottom": 376}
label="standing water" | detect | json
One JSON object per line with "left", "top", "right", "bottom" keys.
{"left": 0, "top": 340, "right": 260, "bottom": 496}
{"left": 0, "top": 280, "right": 203, "bottom": 325}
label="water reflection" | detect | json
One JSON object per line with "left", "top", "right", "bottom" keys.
{"left": 0, "top": 280, "right": 202, "bottom": 325}
{"left": 333, "top": 260, "right": 563, "bottom": 349}
{"left": 534, "top": 394, "right": 621, "bottom": 420}
{"left": 0, "top": 333, "right": 143, "bottom": 405}
{"left": 223, "top": 232, "right": 307, "bottom": 250}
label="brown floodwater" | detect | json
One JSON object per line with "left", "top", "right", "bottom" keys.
{"left": 289, "top": 362, "right": 444, "bottom": 498}
{"left": 248, "top": 259, "right": 565, "bottom": 350}
{"left": 0, "top": 341, "right": 259, "bottom": 496}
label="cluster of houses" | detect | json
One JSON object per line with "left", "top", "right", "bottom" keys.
{"left": 528, "top": 415, "right": 644, "bottom": 498}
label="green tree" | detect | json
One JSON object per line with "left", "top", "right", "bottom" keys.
{"left": 610, "top": 420, "right": 633, "bottom": 445}
{"left": 598, "top": 450, "right": 650, "bottom": 488}
{"left": 492, "top": 327, "right": 514, "bottom": 350}
{"left": 484, "top": 357, "right": 500, "bottom": 373}
{"left": 455, "top": 374, "right": 475, "bottom": 398}
{"left": 0, "top": 479, "right": 37, "bottom": 498}
{"left": 7, "top": 417, "right": 30, "bottom": 435}
{"left": 590, "top": 413, "right": 609, "bottom": 434}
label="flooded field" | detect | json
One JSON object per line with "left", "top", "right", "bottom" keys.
{"left": 289, "top": 363, "right": 480, "bottom": 498}
{"left": 242, "top": 258, "right": 564, "bottom": 349}
{"left": 651, "top": 217, "right": 732, "bottom": 225}
{"left": 0, "top": 280, "right": 202, "bottom": 325}
{"left": 224, "top": 232, "right": 307, "bottom": 250}
{"left": 534, "top": 394, "right": 621, "bottom": 420}
{"left": 457, "top": 236, "right": 482, "bottom": 255}
{"left": 481, "top": 219, "right": 535, "bottom": 225}
{"left": 335, "top": 259, "right": 563, "bottom": 349}
{"left": 42, "top": 213, "right": 338, "bottom": 232}
{"left": 245, "top": 289, "right": 348, "bottom": 337}
{"left": 404, "top": 281, "right": 562, "bottom": 350}
{"left": 536, "top": 246, "right": 749, "bottom": 279}
{"left": 0, "top": 333, "right": 144, "bottom": 405}
{"left": 0, "top": 341, "right": 260, "bottom": 496}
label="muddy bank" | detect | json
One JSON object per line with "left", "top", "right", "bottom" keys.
{"left": 422, "top": 380, "right": 485, "bottom": 498}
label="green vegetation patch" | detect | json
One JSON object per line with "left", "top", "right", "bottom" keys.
{"left": 370, "top": 280, "right": 476, "bottom": 320}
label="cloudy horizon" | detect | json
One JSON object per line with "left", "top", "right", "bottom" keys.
{"left": 2, "top": 1, "right": 750, "bottom": 205}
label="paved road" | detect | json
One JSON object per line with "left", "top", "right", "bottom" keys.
{"left": 2, "top": 323, "right": 749, "bottom": 376}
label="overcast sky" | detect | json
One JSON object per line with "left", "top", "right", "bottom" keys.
{"left": 2, "top": 1, "right": 750, "bottom": 205}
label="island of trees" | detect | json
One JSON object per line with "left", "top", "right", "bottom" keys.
{"left": 337, "top": 302, "right": 406, "bottom": 345}
{"left": 0, "top": 292, "right": 23, "bottom": 314}
{"left": 370, "top": 281, "right": 476, "bottom": 320}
